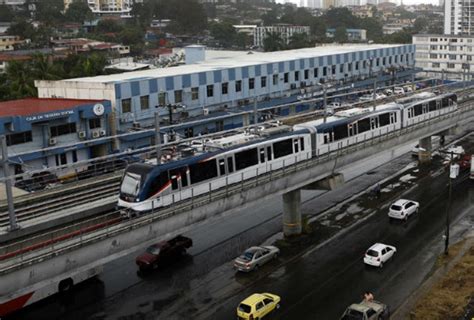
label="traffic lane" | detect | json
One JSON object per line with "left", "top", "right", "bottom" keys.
{"left": 210, "top": 173, "right": 473, "bottom": 319}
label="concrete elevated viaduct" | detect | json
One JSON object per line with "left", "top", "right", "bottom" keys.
{"left": 1, "top": 101, "right": 474, "bottom": 312}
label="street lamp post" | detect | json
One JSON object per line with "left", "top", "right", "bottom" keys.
{"left": 441, "top": 150, "right": 460, "bottom": 255}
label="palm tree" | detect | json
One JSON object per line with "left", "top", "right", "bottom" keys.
{"left": 31, "top": 53, "right": 63, "bottom": 80}
{"left": 5, "top": 60, "right": 37, "bottom": 99}
{"left": 263, "top": 31, "right": 286, "bottom": 52}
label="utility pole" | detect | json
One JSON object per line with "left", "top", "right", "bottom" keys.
{"left": 1, "top": 135, "right": 18, "bottom": 231}
{"left": 372, "top": 78, "right": 377, "bottom": 111}
{"left": 323, "top": 86, "right": 328, "bottom": 124}
{"left": 154, "top": 112, "right": 161, "bottom": 165}
{"left": 253, "top": 97, "right": 258, "bottom": 131}
{"left": 443, "top": 150, "right": 460, "bottom": 255}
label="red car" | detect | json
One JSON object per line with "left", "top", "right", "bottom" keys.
{"left": 136, "top": 235, "right": 193, "bottom": 271}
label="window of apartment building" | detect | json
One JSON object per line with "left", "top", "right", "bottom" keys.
{"left": 332, "top": 65, "right": 336, "bottom": 74}
{"left": 448, "top": 63, "right": 455, "bottom": 68}
{"left": 376, "top": 58, "right": 380, "bottom": 66}
{"left": 449, "top": 54, "right": 457, "bottom": 60}
{"left": 432, "top": 62, "right": 440, "bottom": 68}
{"left": 382, "top": 57, "right": 386, "bottom": 65}
{"left": 72, "top": 150, "right": 77, "bottom": 163}
{"left": 395, "top": 55, "right": 398, "bottom": 63}
{"left": 273, "top": 74, "right": 278, "bottom": 85}
{"left": 207, "top": 84, "right": 214, "bottom": 97}
{"left": 261, "top": 76, "right": 267, "bottom": 88}
{"left": 430, "top": 45, "right": 438, "bottom": 50}
{"left": 55, "top": 153, "right": 67, "bottom": 166}
{"left": 140, "top": 95, "right": 149, "bottom": 110}
{"left": 450, "top": 38, "right": 458, "bottom": 42}
{"left": 6, "top": 131, "right": 32, "bottom": 146}
{"left": 339, "top": 64, "right": 344, "bottom": 73}
{"left": 449, "top": 46, "right": 456, "bottom": 51}
{"left": 430, "top": 54, "right": 438, "bottom": 59}
{"left": 174, "top": 90, "right": 183, "bottom": 103}
{"left": 389, "top": 57, "right": 392, "bottom": 64}
{"left": 314, "top": 67, "right": 318, "bottom": 78}
{"left": 221, "top": 82, "right": 228, "bottom": 94}
{"left": 191, "top": 87, "right": 199, "bottom": 100}
{"left": 430, "top": 38, "right": 438, "bottom": 42}
{"left": 284, "top": 72, "right": 289, "bottom": 83}
{"left": 249, "top": 78, "right": 255, "bottom": 90}
{"left": 468, "top": 55, "right": 473, "bottom": 61}
{"left": 122, "top": 98, "right": 131, "bottom": 113}
{"left": 236, "top": 80, "right": 242, "bottom": 92}
{"left": 89, "top": 118, "right": 101, "bottom": 129}
{"left": 323, "top": 66, "right": 327, "bottom": 76}
{"left": 348, "top": 62, "right": 352, "bottom": 71}
{"left": 362, "top": 61, "right": 366, "bottom": 69}
{"left": 50, "top": 123, "right": 76, "bottom": 137}
{"left": 304, "top": 69, "right": 309, "bottom": 79}
{"left": 294, "top": 71, "right": 299, "bottom": 81}
{"left": 158, "top": 92, "right": 166, "bottom": 105}
{"left": 355, "top": 62, "right": 359, "bottom": 70}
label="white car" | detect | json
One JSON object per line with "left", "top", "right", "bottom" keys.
{"left": 364, "top": 243, "right": 397, "bottom": 268}
{"left": 394, "top": 87, "right": 405, "bottom": 95}
{"left": 388, "top": 199, "right": 419, "bottom": 220}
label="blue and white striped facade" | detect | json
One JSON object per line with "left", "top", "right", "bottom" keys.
{"left": 36, "top": 44, "right": 415, "bottom": 133}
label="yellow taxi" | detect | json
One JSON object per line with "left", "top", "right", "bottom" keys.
{"left": 237, "top": 292, "right": 281, "bottom": 320}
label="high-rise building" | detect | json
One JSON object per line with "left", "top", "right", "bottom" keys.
{"left": 322, "top": 0, "right": 335, "bottom": 8}
{"left": 444, "top": 0, "right": 474, "bottom": 35}
{"left": 307, "top": 0, "right": 321, "bottom": 8}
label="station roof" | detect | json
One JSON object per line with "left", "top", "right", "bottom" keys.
{"left": 62, "top": 44, "right": 409, "bottom": 84}
{"left": 0, "top": 98, "right": 106, "bottom": 117}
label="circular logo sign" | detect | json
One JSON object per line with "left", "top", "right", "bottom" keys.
{"left": 93, "top": 103, "right": 105, "bottom": 116}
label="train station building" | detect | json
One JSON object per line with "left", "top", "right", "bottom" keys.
{"left": 34, "top": 44, "right": 416, "bottom": 148}
{"left": 0, "top": 98, "right": 112, "bottom": 179}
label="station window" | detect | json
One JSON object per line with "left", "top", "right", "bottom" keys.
{"left": 339, "top": 64, "right": 344, "bottom": 73}
{"left": 174, "top": 90, "right": 183, "bottom": 103}
{"left": 332, "top": 65, "right": 336, "bottom": 74}
{"left": 294, "top": 71, "right": 299, "bottom": 81}
{"left": 249, "top": 78, "right": 255, "bottom": 90}
{"left": 122, "top": 98, "right": 131, "bottom": 113}
{"left": 207, "top": 84, "right": 214, "bottom": 97}
{"left": 191, "top": 87, "right": 199, "bottom": 100}
{"left": 314, "top": 67, "right": 318, "bottom": 78}
{"left": 348, "top": 62, "right": 352, "bottom": 72}
{"left": 261, "top": 76, "right": 267, "bottom": 88}
{"left": 284, "top": 72, "right": 289, "bottom": 83}
{"left": 323, "top": 66, "right": 327, "bottom": 76}
{"left": 50, "top": 123, "right": 76, "bottom": 137}
{"left": 89, "top": 118, "right": 101, "bottom": 129}
{"left": 72, "top": 150, "right": 78, "bottom": 163}
{"left": 6, "top": 131, "right": 32, "bottom": 146}
{"left": 273, "top": 74, "right": 278, "bottom": 85}
{"left": 304, "top": 69, "right": 309, "bottom": 79}
{"left": 55, "top": 153, "right": 67, "bottom": 166}
{"left": 158, "top": 92, "right": 166, "bottom": 105}
{"left": 222, "top": 82, "right": 228, "bottom": 94}
{"left": 140, "top": 95, "right": 149, "bottom": 110}
{"left": 235, "top": 80, "right": 242, "bottom": 92}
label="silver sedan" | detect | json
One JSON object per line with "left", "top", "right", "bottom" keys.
{"left": 234, "top": 246, "right": 280, "bottom": 272}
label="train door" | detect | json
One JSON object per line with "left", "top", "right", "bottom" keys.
{"left": 348, "top": 124, "right": 355, "bottom": 137}
{"left": 218, "top": 158, "right": 226, "bottom": 176}
{"left": 370, "top": 117, "right": 378, "bottom": 130}
{"left": 422, "top": 103, "right": 428, "bottom": 116}
{"left": 407, "top": 107, "right": 413, "bottom": 119}
{"left": 169, "top": 167, "right": 189, "bottom": 202}
{"left": 390, "top": 112, "right": 396, "bottom": 124}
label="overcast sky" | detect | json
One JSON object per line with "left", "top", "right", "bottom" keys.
{"left": 276, "top": 0, "right": 439, "bottom": 6}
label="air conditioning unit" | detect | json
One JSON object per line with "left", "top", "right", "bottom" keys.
{"left": 203, "top": 108, "right": 209, "bottom": 115}
{"left": 49, "top": 138, "right": 57, "bottom": 146}
{"left": 92, "top": 131, "right": 100, "bottom": 138}
{"left": 99, "top": 129, "right": 106, "bottom": 137}
{"left": 132, "top": 122, "right": 141, "bottom": 129}
{"left": 78, "top": 131, "right": 86, "bottom": 139}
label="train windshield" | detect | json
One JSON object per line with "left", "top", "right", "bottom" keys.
{"left": 121, "top": 172, "right": 141, "bottom": 197}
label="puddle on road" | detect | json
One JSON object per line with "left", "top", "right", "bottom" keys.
{"left": 399, "top": 174, "right": 416, "bottom": 183}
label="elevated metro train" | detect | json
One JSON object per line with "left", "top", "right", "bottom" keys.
{"left": 118, "top": 92, "right": 458, "bottom": 212}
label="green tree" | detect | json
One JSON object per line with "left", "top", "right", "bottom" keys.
{"left": 209, "top": 21, "right": 237, "bottom": 48}
{"left": 168, "top": 0, "right": 207, "bottom": 34}
{"left": 35, "top": 0, "right": 64, "bottom": 24}
{"left": 413, "top": 17, "right": 428, "bottom": 33}
{"left": 96, "top": 19, "right": 123, "bottom": 33}
{"left": 261, "top": 10, "right": 279, "bottom": 26}
{"left": 7, "top": 20, "right": 36, "bottom": 40}
{"left": 324, "top": 7, "right": 359, "bottom": 29}
{"left": 31, "top": 54, "right": 64, "bottom": 80}
{"left": 334, "top": 26, "right": 348, "bottom": 43}
{"left": 118, "top": 26, "right": 145, "bottom": 55}
{"left": 263, "top": 31, "right": 285, "bottom": 52}
{"left": 0, "top": 5, "right": 14, "bottom": 22}
{"left": 288, "top": 33, "right": 312, "bottom": 49}
{"left": 65, "top": 0, "right": 94, "bottom": 23}
{"left": 309, "top": 17, "right": 327, "bottom": 40}
{"left": 4, "top": 60, "right": 37, "bottom": 99}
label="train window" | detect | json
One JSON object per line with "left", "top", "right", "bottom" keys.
{"left": 170, "top": 175, "right": 178, "bottom": 190}
{"left": 219, "top": 159, "right": 226, "bottom": 175}
{"left": 189, "top": 159, "right": 218, "bottom": 184}
{"left": 429, "top": 100, "right": 437, "bottom": 112}
{"left": 146, "top": 172, "right": 169, "bottom": 198}
{"left": 333, "top": 124, "right": 348, "bottom": 140}
{"left": 300, "top": 138, "right": 304, "bottom": 151}
{"left": 450, "top": 94, "right": 457, "bottom": 102}
{"left": 273, "top": 139, "right": 293, "bottom": 158}
{"left": 442, "top": 97, "right": 449, "bottom": 108}
{"left": 414, "top": 104, "right": 423, "bottom": 116}
{"left": 180, "top": 167, "right": 188, "bottom": 187}
{"left": 227, "top": 157, "right": 234, "bottom": 173}
{"left": 357, "top": 118, "right": 370, "bottom": 133}
{"left": 267, "top": 146, "right": 272, "bottom": 161}
{"left": 259, "top": 149, "right": 265, "bottom": 163}
{"left": 294, "top": 140, "right": 299, "bottom": 153}
{"left": 379, "top": 113, "right": 390, "bottom": 127}
{"left": 235, "top": 148, "right": 258, "bottom": 170}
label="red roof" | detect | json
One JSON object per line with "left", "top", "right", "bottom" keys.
{"left": 0, "top": 98, "right": 105, "bottom": 117}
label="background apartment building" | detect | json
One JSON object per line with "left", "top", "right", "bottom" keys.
{"left": 254, "top": 25, "right": 310, "bottom": 48}
{"left": 444, "top": 0, "right": 474, "bottom": 35}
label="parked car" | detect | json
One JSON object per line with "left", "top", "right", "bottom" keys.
{"left": 237, "top": 293, "right": 281, "bottom": 320}
{"left": 388, "top": 199, "right": 419, "bottom": 220}
{"left": 411, "top": 145, "right": 420, "bottom": 157}
{"left": 363, "top": 243, "right": 396, "bottom": 268}
{"left": 340, "top": 300, "right": 390, "bottom": 320}
{"left": 234, "top": 246, "right": 279, "bottom": 272}
{"left": 394, "top": 87, "right": 405, "bottom": 95}
{"left": 135, "top": 235, "right": 193, "bottom": 271}
{"left": 384, "top": 88, "right": 393, "bottom": 96}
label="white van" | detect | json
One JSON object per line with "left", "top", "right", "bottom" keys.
{"left": 394, "top": 87, "right": 405, "bottom": 95}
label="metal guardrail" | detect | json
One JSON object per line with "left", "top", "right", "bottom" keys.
{"left": 1, "top": 102, "right": 473, "bottom": 274}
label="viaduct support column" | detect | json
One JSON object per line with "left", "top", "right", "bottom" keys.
{"left": 282, "top": 189, "right": 302, "bottom": 237}
{"left": 418, "top": 136, "right": 432, "bottom": 164}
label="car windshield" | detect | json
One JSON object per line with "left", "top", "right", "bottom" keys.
{"left": 342, "top": 309, "right": 365, "bottom": 320}
{"left": 146, "top": 246, "right": 160, "bottom": 255}
{"left": 238, "top": 303, "right": 251, "bottom": 313}
{"left": 241, "top": 251, "right": 255, "bottom": 261}
{"left": 391, "top": 205, "right": 402, "bottom": 211}
{"left": 366, "top": 249, "right": 379, "bottom": 257}
{"left": 121, "top": 172, "right": 141, "bottom": 197}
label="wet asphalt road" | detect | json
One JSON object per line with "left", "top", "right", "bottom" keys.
{"left": 6, "top": 136, "right": 474, "bottom": 320}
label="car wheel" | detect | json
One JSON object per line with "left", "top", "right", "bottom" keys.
{"left": 276, "top": 303, "right": 280, "bottom": 309}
